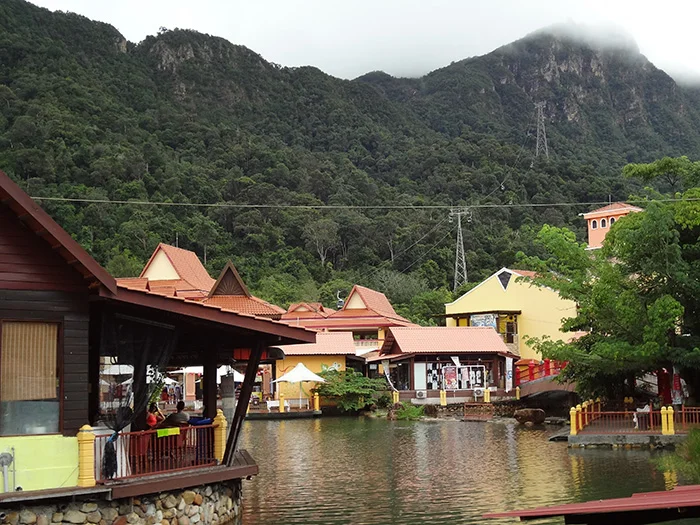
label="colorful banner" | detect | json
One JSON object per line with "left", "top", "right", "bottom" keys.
{"left": 443, "top": 366, "right": 459, "bottom": 390}
{"left": 505, "top": 357, "right": 513, "bottom": 393}
{"left": 469, "top": 313, "right": 497, "bottom": 329}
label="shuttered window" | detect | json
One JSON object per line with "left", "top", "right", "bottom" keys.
{"left": 1, "top": 322, "right": 59, "bottom": 402}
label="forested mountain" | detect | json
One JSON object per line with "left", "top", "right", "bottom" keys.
{"left": 0, "top": 0, "right": 695, "bottom": 322}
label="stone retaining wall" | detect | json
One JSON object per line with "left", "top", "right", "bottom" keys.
{"left": 0, "top": 481, "right": 242, "bottom": 525}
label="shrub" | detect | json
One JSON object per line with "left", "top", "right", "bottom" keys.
{"left": 315, "top": 368, "right": 387, "bottom": 412}
{"left": 655, "top": 428, "right": 700, "bottom": 482}
{"left": 395, "top": 402, "right": 424, "bottom": 421}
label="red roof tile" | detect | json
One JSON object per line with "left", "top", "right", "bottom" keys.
{"left": 204, "top": 295, "right": 285, "bottom": 317}
{"left": 141, "top": 243, "right": 215, "bottom": 292}
{"left": 582, "top": 202, "right": 643, "bottom": 218}
{"left": 511, "top": 269, "right": 537, "bottom": 278}
{"left": 282, "top": 302, "right": 335, "bottom": 320}
{"left": 273, "top": 331, "right": 356, "bottom": 356}
{"left": 380, "top": 326, "right": 512, "bottom": 357}
{"left": 342, "top": 285, "right": 411, "bottom": 323}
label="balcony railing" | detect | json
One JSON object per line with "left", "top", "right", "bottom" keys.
{"left": 94, "top": 424, "right": 217, "bottom": 482}
{"left": 515, "top": 359, "right": 566, "bottom": 386}
{"left": 353, "top": 339, "right": 380, "bottom": 349}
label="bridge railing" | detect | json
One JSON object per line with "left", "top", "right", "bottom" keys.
{"left": 570, "top": 403, "right": 700, "bottom": 436}
{"left": 515, "top": 359, "right": 566, "bottom": 386}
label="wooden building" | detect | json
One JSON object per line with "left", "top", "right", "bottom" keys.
{"left": 0, "top": 170, "right": 314, "bottom": 500}
{"left": 370, "top": 326, "right": 518, "bottom": 404}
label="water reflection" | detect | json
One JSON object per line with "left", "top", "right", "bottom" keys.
{"left": 239, "top": 418, "right": 678, "bottom": 525}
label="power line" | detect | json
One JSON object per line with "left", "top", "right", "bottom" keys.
{"left": 29, "top": 196, "right": 699, "bottom": 210}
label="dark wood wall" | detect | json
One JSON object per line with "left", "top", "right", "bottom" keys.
{"left": 0, "top": 205, "right": 91, "bottom": 436}
{"left": 0, "top": 207, "right": 87, "bottom": 292}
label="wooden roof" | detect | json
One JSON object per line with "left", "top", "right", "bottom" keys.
{"left": 0, "top": 170, "right": 116, "bottom": 294}
{"left": 379, "top": 326, "right": 515, "bottom": 358}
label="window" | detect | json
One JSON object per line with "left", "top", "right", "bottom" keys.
{"left": 601, "top": 218, "right": 607, "bottom": 228}
{"left": 0, "top": 322, "right": 60, "bottom": 435}
{"left": 610, "top": 217, "right": 616, "bottom": 225}
{"left": 591, "top": 220, "right": 598, "bottom": 229}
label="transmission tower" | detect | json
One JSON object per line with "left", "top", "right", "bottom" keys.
{"left": 531, "top": 101, "right": 549, "bottom": 167}
{"left": 450, "top": 207, "right": 471, "bottom": 291}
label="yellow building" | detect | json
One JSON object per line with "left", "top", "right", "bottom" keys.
{"left": 272, "top": 332, "right": 362, "bottom": 405}
{"left": 444, "top": 268, "right": 577, "bottom": 361}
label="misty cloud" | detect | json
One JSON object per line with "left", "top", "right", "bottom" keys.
{"left": 28, "top": 0, "right": 700, "bottom": 82}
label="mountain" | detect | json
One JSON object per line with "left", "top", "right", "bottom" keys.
{"left": 0, "top": 1, "right": 695, "bottom": 321}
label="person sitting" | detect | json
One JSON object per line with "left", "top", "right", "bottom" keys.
{"left": 146, "top": 402, "right": 165, "bottom": 429}
{"left": 163, "top": 401, "right": 190, "bottom": 427}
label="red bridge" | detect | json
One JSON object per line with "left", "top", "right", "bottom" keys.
{"left": 515, "top": 359, "right": 575, "bottom": 398}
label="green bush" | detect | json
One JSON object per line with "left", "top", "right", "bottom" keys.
{"left": 375, "top": 393, "right": 392, "bottom": 409}
{"left": 655, "top": 428, "right": 700, "bottom": 482}
{"left": 315, "top": 368, "right": 387, "bottom": 412}
{"left": 395, "top": 402, "right": 424, "bottom": 421}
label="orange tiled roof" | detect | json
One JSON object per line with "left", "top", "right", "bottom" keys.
{"left": 272, "top": 331, "right": 355, "bottom": 356}
{"left": 282, "top": 302, "right": 335, "bottom": 320}
{"left": 511, "top": 269, "right": 537, "bottom": 278}
{"left": 582, "top": 202, "right": 643, "bottom": 218}
{"left": 204, "top": 295, "right": 285, "bottom": 318}
{"left": 142, "top": 243, "right": 215, "bottom": 292}
{"left": 380, "top": 326, "right": 513, "bottom": 357}
{"left": 344, "top": 285, "right": 410, "bottom": 322}
{"left": 114, "top": 280, "right": 316, "bottom": 340}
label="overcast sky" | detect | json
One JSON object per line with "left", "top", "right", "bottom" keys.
{"left": 29, "top": 0, "right": 700, "bottom": 81}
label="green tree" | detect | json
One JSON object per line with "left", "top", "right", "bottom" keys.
{"left": 314, "top": 368, "right": 387, "bottom": 412}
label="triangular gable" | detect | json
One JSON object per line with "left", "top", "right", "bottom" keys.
{"left": 140, "top": 243, "right": 214, "bottom": 292}
{"left": 0, "top": 170, "right": 116, "bottom": 294}
{"left": 209, "top": 261, "right": 250, "bottom": 298}
{"left": 445, "top": 267, "right": 535, "bottom": 306}
{"left": 344, "top": 288, "right": 367, "bottom": 309}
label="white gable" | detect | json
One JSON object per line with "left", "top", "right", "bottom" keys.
{"left": 142, "top": 249, "right": 179, "bottom": 280}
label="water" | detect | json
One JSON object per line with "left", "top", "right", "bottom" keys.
{"left": 238, "top": 417, "right": 683, "bottom": 525}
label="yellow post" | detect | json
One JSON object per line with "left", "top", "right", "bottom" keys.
{"left": 484, "top": 389, "right": 491, "bottom": 403}
{"left": 279, "top": 393, "right": 286, "bottom": 413}
{"left": 582, "top": 401, "right": 589, "bottom": 426}
{"left": 570, "top": 407, "right": 578, "bottom": 435}
{"left": 515, "top": 386, "right": 520, "bottom": 401}
{"left": 576, "top": 404, "right": 582, "bottom": 431}
{"left": 661, "top": 406, "right": 669, "bottom": 435}
{"left": 392, "top": 390, "right": 400, "bottom": 404}
{"left": 213, "top": 409, "right": 227, "bottom": 463}
{"left": 440, "top": 390, "right": 447, "bottom": 406}
{"left": 77, "top": 425, "right": 96, "bottom": 488}
{"left": 313, "top": 393, "right": 320, "bottom": 412}
{"left": 668, "top": 406, "right": 675, "bottom": 435}
{"left": 595, "top": 397, "right": 601, "bottom": 415}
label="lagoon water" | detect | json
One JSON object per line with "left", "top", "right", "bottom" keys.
{"left": 239, "top": 417, "right": 686, "bottom": 525}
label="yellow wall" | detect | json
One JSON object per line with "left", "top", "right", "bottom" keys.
{"left": 445, "top": 271, "right": 577, "bottom": 360}
{"left": 274, "top": 355, "right": 346, "bottom": 401}
{"left": 0, "top": 435, "right": 78, "bottom": 492}
{"left": 142, "top": 249, "right": 179, "bottom": 280}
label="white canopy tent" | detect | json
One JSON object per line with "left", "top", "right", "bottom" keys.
{"left": 272, "top": 362, "right": 325, "bottom": 408}
{"left": 170, "top": 366, "right": 245, "bottom": 384}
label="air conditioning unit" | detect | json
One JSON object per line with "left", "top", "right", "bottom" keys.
{"left": 473, "top": 388, "right": 485, "bottom": 398}
{"left": 415, "top": 390, "right": 427, "bottom": 399}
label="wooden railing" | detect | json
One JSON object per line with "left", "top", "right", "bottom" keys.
{"left": 570, "top": 401, "right": 700, "bottom": 436}
{"left": 515, "top": 359, "right": 566, "bottom": 386}
{"left": 94, "top": 424, "right": 217, "bottom": 482}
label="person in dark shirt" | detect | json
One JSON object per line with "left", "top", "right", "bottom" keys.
{"left": 163, "top": 401, "right": 190, "bottom": 426}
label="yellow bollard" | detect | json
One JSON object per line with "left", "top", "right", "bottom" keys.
{"left": 484, "top": 389, "right": 491, "bottom": 403}
{"left": 595, "top": 397, "right": 601, "bottom": 415}
{"left": 279, "top": 393, "right": 286, "bottom": 413}
{"left": 668, "top": 406, "right": 675, "bottom": 435}
{"left": 440, "top": 389, "right": 447, "bottom": 406}
{"left": 77, "top": 425, "right": 96, "bottom": 488}
{"left": 213, "top": 409, "right": 227, "bottom": 463}
{"left": 576, "top": 404, "right": 582, "bottom": 431}
{"left": 569, "top": 407, "right": 578, "bottom": 435}
{"left": 515, "top": 386, "right": 520, "bottom": 401}
{"left": 392, "top": 390, "right": 400, "bottom": 404}
{"left": 661, "top": 406, "right": 668, "bottom": 435}
{"left": 582, "top": 401, "right": 589, "bottom": 426}
{"left": 313, "top": 393, "right": 320, "bottom": 412}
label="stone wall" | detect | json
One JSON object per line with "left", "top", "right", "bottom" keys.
{"left": 0, "top": 481, "right": 242, "bottom": 525}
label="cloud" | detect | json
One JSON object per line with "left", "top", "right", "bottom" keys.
{"left": 28, "top": 0, "right": 700, "bottom": 82}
